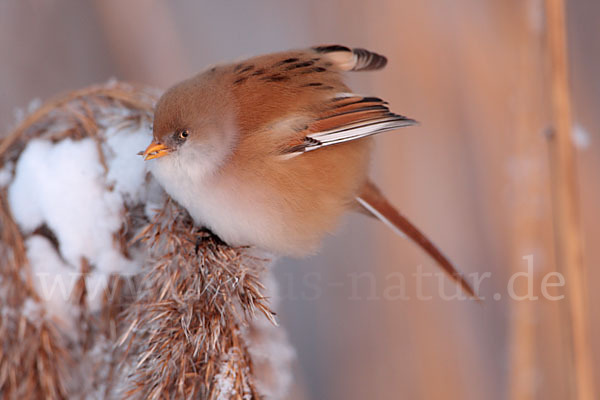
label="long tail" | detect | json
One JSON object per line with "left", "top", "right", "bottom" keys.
{"left": 356, "top": 180, "right": 476, "bottom": 298}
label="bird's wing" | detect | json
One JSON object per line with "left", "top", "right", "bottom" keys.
{"left": 228, "top": 45, "right": 416, "bottom": 155}
{"left": 279, "top": 46, "right": 416, "bottom": 155}
{"left": 356, "top": 180, "right": 478, "bottom": 299}
{"left": 282, "top": 94, "right": 416, "bottom": 156}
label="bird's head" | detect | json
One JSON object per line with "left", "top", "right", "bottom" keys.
{"left": 142, "top": 76, "right": 237, "bottom": 180}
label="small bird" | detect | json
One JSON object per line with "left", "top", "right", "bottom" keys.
{"left": 143, "top": 45, "right": 475, "bottom": 297}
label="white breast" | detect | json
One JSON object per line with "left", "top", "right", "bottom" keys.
{"left": 149, "top": 152, "right": 301, "bottom": 255}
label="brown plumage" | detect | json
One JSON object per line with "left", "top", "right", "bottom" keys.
{"left": 143, "top": 45, "right": 475, "bottom": 297}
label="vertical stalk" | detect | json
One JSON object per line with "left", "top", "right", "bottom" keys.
{"left": 545, "top": 0, "right": 595, "bottom": 398}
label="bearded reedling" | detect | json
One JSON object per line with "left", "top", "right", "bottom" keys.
{"left": 142, "top": 45, "right": 475, "bottom": 297}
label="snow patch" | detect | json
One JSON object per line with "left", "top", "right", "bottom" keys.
{"left": 26, "top": 235, "right": 78, "bottom": 328}
{"left": 214, "top": 349, "right": 251, "bottom": 400}
{"left": 84, "top": 271, "right": 110, "bottom": 313}
{"left": 103, "top": 124, "right": 153, "bottom": 205}
{"left": 8, "top": 138, "right": 139, "bottom": 275}
{"left": 214, "top": 361, "right": 236, "bottom": 400}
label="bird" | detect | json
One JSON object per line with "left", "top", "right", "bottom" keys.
{"left": 142, "top": 45, "right": 475, "bottom": 297}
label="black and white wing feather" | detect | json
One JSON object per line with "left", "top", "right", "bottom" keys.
{"left": 284, "top": 95, "right": 417, "bottom": 156}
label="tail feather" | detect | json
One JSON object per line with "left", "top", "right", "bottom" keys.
{"left": 356, "top": 181, "right": 477, "bottom": 299}
{"left": 351, "top": 48, "right": 388, "bottom": 71}
{"left": 312, "top": 45, "right": 388, "bottom": 72}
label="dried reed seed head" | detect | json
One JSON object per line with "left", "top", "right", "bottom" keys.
{"left": 119, "top": 198, "right": 272, "bottom": 399}
{"left": 0, "top": 82, "right": 276, "bottom": 399}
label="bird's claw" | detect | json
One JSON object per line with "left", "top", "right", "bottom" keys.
{"left": 195, "top": 227, "right": 228, "bottom": 254}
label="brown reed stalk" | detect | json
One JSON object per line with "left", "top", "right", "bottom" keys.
{"left": 505, "top": 5, "right": 554, "bottom": 399}
{"left": 544, "top": 0, "right": 596, "bottom": 399}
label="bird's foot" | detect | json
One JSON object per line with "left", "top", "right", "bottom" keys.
{"left": 195, "top": 227, "right": 228, "bottom": 254}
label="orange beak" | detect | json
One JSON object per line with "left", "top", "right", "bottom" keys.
{"left": 141, "top": 141, "right": 169, "bottom": 160}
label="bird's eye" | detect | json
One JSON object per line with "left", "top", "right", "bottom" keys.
{"left": 178, "top": 130, "right": 189, "bottom": 140}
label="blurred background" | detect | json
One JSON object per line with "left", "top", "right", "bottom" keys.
{"left": 1, "top": 1, "right": 598, "bottom": 399}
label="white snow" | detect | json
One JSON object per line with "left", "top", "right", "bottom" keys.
{"left": 25, "top": 235, "right": 78, "bottom": 327}
{"left": 8, "top": 137, "right": 140, "bottom": 276}
{"left": 6, "top": 116, "right": 166, "bottom": 325}
{"left": 84, "top": 271, "right": 110, "bottom": 313}
{"left": 214, "top": 361, "right": 236, "bottom": 400}
{"left": 214, "top": 348, "right": 250, "bottom": 400}
{"left": 103, "top": 124, "right": 153, "bottom": 204}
